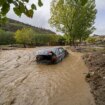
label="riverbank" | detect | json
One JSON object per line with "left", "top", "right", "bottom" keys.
{"left": 83, "top": 51, "right": 105, "bottom": 105}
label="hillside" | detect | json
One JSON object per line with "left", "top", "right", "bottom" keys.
{"left": 0, "top": 18, "right": 55, "bottom": 34}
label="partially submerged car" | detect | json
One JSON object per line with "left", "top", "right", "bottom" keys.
{"left": 36, "top": 47, "right": 69, "bottom": 64}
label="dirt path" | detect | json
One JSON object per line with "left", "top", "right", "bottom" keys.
{"left": 0, "top": 48, "right": 95, "bottom": 105}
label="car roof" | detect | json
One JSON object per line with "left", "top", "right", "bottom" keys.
{"left": 44, "top": 47, "right": 63, "bottom": 51}
{"left": 36, "top": 47, "right": 63, "bottom": 55}
{"left": 41, "top": 47, "right": 63, "bottom": 51}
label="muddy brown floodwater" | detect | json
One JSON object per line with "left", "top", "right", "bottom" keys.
{"left": 0, "top": 48, "right": 95, "bottom": 105}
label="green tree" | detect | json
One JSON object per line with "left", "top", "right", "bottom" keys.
{"left": 15, "top": 28, "right": 35, "bottom": 47}
{"left": 0, "top": 0, "right": 43, "bottom": 21}
{"left": 15, "top": 28, "right": 59, "bottom": 47}
{"left": 33, "top": 34, "right": 50, "bottom": 45}
{"left": 57, "top": 35, "right": 66, "bottom": 45}
{"left": 49, "top": 0, "right": 97, "bottom": 45}
{"left": 0, "top": 29, "right": 15, "bottom": 45}
{"left": 49, "top": 34, "right": 58, "bottom": 45}
{"left": 86, "top": 37, "right": 96, "bottom": 44}
{"left": 32, "top": 34, "right": 58, "bottom": 46}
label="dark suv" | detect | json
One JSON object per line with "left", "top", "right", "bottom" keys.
{"left": 36, "top": 47, "right": 69, "bottom": 64}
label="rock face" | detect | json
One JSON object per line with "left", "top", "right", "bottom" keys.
{"left": 83, "top": 52, "right": 105, "bottom": 105}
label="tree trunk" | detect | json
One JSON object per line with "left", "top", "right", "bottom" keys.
{"left": 79, "top": 37, "right": 82, "bottom": 44}
{"left": 72, "top": 36, "right": 75, "bottom": 46}
{"left": 23, "top": 43, "right": 26, "bottom": 48}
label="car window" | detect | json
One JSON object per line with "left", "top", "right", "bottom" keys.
{"left": 58, "top": 48, "right": 64, "bottom": 53}
{"left": 55, "top": 49, "right": 59, "bottom": 55}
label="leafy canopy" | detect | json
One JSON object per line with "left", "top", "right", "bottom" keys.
{"left": 15, "top": 28, "right": 35, "bottom": 45}
{"left": 0, "top": 0, "right": 43, "bottom": 20}
{"left": 0, "top": 29, "right": 15, "bottom": 44}
{"left": 49, "top": 0, "right": 97, "bottom": 44}
{"left": 86, "top": 37, "right": 96, "bottom": 43}
{"left": 15, "top": 28, "right": 61, "bottom": 47}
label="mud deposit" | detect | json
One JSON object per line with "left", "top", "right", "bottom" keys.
{"left": 83, "top": 52, "right": 105, "bottom": 105}
{"left": 0, "top": 48, "right": 95, "bottom": 105}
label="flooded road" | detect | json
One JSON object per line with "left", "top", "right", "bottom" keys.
{"left": 0, "top": 48, "right": 95, "bottom": 105}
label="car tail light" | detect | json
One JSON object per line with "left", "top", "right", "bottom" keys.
{"left": 52, "top": 56, "right": 57, "bottom": 61}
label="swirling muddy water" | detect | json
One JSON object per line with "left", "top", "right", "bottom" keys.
{"left": 0, "top": 48, "right": 95, "bottom": 105}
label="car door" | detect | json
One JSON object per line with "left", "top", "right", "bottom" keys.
{"left": 58, "top": 48, "right": 65, "bottom": 60}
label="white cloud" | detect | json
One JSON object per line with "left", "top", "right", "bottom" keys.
{"left": 95, "top": 0, "right": 105, "bottom": 10}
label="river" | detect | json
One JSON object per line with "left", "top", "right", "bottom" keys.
{"left": 0, "top": 48, "right": 95, "bottom": 105}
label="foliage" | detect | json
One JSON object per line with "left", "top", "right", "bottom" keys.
{"left": 86, "top": 37, "right": 96, "bottom": 43}
{"left": 33, "top": 34, "right": 50, "bottom": 45}
{"left": 49, "top": 0, "right": 97, "bottom": 45}
{"left": 57, "top": 35, "right": 66, "bottom": 45}
{"left": 15, "top": 28, "right": 61, "bottom": 47}
{"left": 0, "top": 0, "right": 43, "bottom": 21}
{"left": 0, "top": 27, "right": 67, "bottom": 46}
{"left": 15, "top": 28, "right": 34, "bottom": 47}
{"left": 0, "top": 29, "right": 15, "bottom": 45}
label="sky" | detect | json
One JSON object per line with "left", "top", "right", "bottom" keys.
{"left": 7, "top": 0, "right": 105, "bottom": 35}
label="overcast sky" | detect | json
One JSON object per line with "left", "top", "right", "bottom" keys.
{"left": 7, "top": 0, "right": 105, "bottom": 35}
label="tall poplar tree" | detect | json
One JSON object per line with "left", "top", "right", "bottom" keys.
{"left": 49, "top": 0, "right": 97, "bottom": 45}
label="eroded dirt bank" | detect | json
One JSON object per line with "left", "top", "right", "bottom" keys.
{"left": 0, "top": 48, "right": 95, "bottom": 105}
{"left": 83, "top": 52, "right": 105, "bottom": 105}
